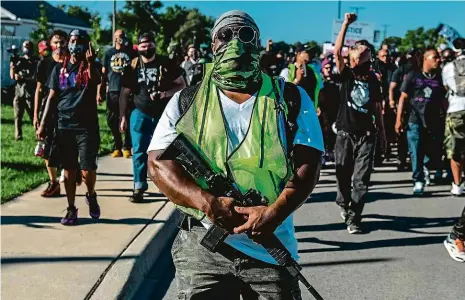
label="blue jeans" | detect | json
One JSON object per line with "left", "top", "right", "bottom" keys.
{"left": 406, "top": 122, "right": 442, "bottom": 184}
{"left": 130, "top": 108, "right": 159, "bottom": 191}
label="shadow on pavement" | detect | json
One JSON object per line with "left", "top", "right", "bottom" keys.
{"left": 298, "top": 235, "right": 445, "bottom": 254}
{"left": 295, "top": 214, "right": 456, "bottom": 234}
{"left": 299, "top": 257, "right": 398, "bottom": 267}
{"left": 1, "top": 215, "right": 165, "bottom": 228}
{"left": 1, "top": 255, "right": 138, "bottom": 265}
{"left": 306, "top": 190, "right": 433, "bottom": 204}
{"left": 96, "top": 172, "right": 133, "bottom": 177}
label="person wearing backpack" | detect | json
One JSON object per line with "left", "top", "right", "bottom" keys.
{"left": 146, "top": 10, "right": 323, "bottom": 299}
{"left": 119, "top": 32, "right": 186, "bottom": 203}
{"left": 442, "top": 38, "right": 465, "bottom": 196}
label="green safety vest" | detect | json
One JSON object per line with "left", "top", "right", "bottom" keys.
{"left": 287, "top": 63, "right": 321, "bottom": 108}
{"left": 175, "top": 64, "right": 292, "bottom": 220}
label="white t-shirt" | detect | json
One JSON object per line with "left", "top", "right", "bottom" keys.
{"left": 148, "top": 86, "right": 324, "bottom": 264}
{"left": 442, "top": 55, "right": 465, "bottom": 114}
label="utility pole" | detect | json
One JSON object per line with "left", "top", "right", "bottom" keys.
{"left": 382, "top": 24, "right": 390, "bottom": 41}
{"left": 349, "top": 6, "right": 365, "bottom": 17}
{"left": 112, "top": 0, "right": 116, "bottom": 46}
{"left": 338, "top": 0, "right": 342, "bottom": 19}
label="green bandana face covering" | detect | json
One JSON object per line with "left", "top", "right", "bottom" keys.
{"left": 212, "top": 39, "right": 261, "bottom": 91}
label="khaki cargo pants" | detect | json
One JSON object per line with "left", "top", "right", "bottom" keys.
{"left": 14, "top": 82, "right": 34, "bottom": 140}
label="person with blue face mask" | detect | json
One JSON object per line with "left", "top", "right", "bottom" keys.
{"left": 10, "top": 40, "right": 37, "bottom": 141}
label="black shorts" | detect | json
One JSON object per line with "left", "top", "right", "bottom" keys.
{"left": 57, "top": 129, "right": 100, "bottom": 171}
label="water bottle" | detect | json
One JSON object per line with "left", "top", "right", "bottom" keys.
{"left": 34, "top": 141, "right": 45, "bottom": 157}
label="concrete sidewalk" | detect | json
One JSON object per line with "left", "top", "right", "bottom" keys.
{"left": 1, "top": 155, "right": 179, "bottom": 300}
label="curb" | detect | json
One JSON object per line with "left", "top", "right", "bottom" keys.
{"left": 89, "top": 201, "right": 180, "bottom": 300}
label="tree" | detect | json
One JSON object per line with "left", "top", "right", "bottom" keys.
{"left": 57, "top": 5, "right": 92, "bottom": 27}
{"left": 173, "top": 9, "right": 214, "bottom": 50}
{"left": 57, "top": 5, "right": 111, "bottom": 56}
{"left": 112, "top": 0, "right": 164, "bottom": 44}
{"left": 398, "top": 27, "right": 447, "bottom": 53}
{"left": 382, "top": 36, "right": 402, "bottom": 48}
{"left": 30, "top": 4, "right": 53, "bottom": 47}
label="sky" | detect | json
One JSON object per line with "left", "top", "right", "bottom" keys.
{"left": 54, "top": 0, "right": 465, "bottom": 44}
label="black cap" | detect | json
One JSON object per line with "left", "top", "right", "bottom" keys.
{"left": 138, "top": 32, "right": 155, "bottom": 44}
{"left": 453, "top": 37, "right": 465, "bottom": 51}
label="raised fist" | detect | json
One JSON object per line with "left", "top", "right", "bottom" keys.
{"left": 344, "top": 13, "right": 357, "bottom": 25}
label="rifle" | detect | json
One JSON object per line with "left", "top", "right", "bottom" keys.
{"left": 159, "top": 133, "right": 324, "bottom": 300}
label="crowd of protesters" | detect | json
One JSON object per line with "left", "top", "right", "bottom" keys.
{"left": 7, "top": 11, "right": 465, "bottom": 271}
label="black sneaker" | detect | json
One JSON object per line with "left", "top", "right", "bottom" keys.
{"left": 85, "top": 192, "right": 100, "bottom": 219}
{"left": 129, "top": 189, "right": 145, "bottom": 203}
{"left": 61, "top": 206, "right": 78, "bottom": 225}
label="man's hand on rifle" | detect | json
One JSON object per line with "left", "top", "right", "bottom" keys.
{"left": 206, "top": 197, "right": 247, "bottom": 233}
{"left": 233, "top": 206, "right": 281, "bottom": 243}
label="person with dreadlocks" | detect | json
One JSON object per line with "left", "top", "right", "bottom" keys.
{"left": 119, "top": 32, "right": 186, "bottom": 203}
{"left": 37, "top": 29, "right": 101, "bottom": 225}
{"left": 33, "top": 30, "right": 68, "bottom": 198}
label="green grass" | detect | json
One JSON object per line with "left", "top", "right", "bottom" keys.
{"left": 1, "top": 103, "right": 113, "bottom": 203}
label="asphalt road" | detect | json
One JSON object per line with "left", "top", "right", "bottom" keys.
{"left": 137, "top": 164, "right": 465, "bottom": 300}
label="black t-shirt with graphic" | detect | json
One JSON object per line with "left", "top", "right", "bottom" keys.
{"left": 121, "top": 56, "right": 182, "bottom": 118}
{"left": 48, "top": 61, "right": 100, "bottom": 130}
{"left": 400, "top": 71, "right": 446, "bottom": 131}
{"left": 336, "top": 67, "right": 382, "bottom": 134}
{"left": 103, "top": 47, "right": 136, "bottom": 92}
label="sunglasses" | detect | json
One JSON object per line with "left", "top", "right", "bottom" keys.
{"left": 216, "top": 26, "right": 258, "bottom": 45}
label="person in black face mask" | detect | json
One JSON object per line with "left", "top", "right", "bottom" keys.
{"left": 37, "top": 29, "right": 102, "bottom": 225}
{"left": 100, "top": 29, "right": 136, "bottom": 159}
{"left": 119, "top": 32, "right": 186, "bottom": 203}
{"left": 333, "top": 13, "right": 386, "bottom": 234}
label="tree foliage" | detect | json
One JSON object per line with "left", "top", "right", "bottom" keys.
{"left": 30, "top": 4, "right": 53, "bottom": 47}
{"left": 383, "top": 28, "right": 447, "bottom": 53}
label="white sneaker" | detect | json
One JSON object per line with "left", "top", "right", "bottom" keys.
{"left": 444, "top": 234, "right": 465, "bottom": 262}
{"left": 450, "top": 183, "right": 464, "bottom": 196}
{"left": 413, "top": 182, "right": 424, "bottom": 195}
{"left": 59, "top": 170, "right": 65, "bottom": 183}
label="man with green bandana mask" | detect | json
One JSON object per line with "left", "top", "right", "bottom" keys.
{"left": 147, "top": 10, "right": 323, "bottom": 300}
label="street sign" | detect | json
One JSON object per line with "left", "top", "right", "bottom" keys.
{"left": 332, "top": 19, "right": 376, "bottom": 46}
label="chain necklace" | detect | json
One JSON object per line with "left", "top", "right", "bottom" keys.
{"left": 422, "top": 71, "right": 436, "bottom": 79}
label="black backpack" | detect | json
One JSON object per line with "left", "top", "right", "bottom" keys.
{"left": 177, "top": 79, "right": 301, "bottom": 158}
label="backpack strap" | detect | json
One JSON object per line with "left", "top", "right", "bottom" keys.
{"left": 270, "top": 77, "right": 301, "bottom": 159}
{"left": 178, "top": 83, "right": 201, "bottom": 115}
{"left": 282, "top": 81, "right": 301, "bottom": 151}
{"left": 130, "top": 56, "right": 139, "bottom": 70}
